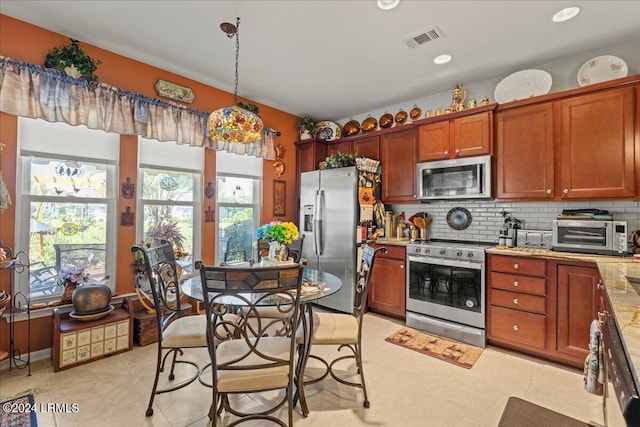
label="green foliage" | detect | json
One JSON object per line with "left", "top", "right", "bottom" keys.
{"left": 224, "top": 219, "right": 253, "bottom": 262}
{"left": 320, "top": 151, "right": 358, "bottom": 169}
{"left": 236, "top": 102, "right": 260, "bottom": 116}
{"left": 45, "top": 38, "right": 102, "bottom": 82}
{"left": 297, "top": 116, "right": 317, "bottom": 133}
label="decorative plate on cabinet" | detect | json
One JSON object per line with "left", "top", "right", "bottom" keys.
{"left": 361, "top": 116, "right": 378, "bottom": 133}
{"left": 446, "top": 207, "right": 472, "bottom": 230}
{"left": 494, "top": 69, "right": 552, "bottom": 104}
{"left": 379, "top": 113, "right": 393, "bottom": 129}
{"left": 315, "top": 121, "right": 341, "bottom": 141}
{"left": 395, "top": 110, "right": 408, "bottom": 125}
{"left": 577, "top": 55, "right": 628, "bottom": 86}
{"left": 342, "top": 119, "right": 360, "bottom": 137}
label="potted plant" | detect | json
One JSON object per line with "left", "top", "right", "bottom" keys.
{"left": 44, "top": 38, "right": 102, "bottom": 82}
{"left": 57, "top": 266, "right": 90, "bottom": 305}
{"left": 297, "top": 116, "right": 317, "bottom": 140}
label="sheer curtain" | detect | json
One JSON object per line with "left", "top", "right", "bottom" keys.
{"left": 0, "top": 56, "right": 274, "bottom": 159}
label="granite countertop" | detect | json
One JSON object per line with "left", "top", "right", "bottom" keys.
{"left": 368, "top": 238, "right": 412, "bottom": 246}
{"left": 487, "top": 246, "right": 640, "bottom": 388}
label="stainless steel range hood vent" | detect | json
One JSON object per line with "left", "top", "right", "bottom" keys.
{"left": 405, "top": 26, "right": 445, "bottom": 48}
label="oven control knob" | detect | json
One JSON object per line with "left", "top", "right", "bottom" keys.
{"left": 467, "top": 252, "right": 474, "bottom": 258}
{"left": 439, "top": 249, "right": 446, "bottom": 255}
{"left": 456, "top": 250, "right": 462, "bottom": 257}
{"left": 425, "top": 248, "right": 431, "bottom": 254}
{"left": 415, "top": 248, "right": 421, "bottom": 253}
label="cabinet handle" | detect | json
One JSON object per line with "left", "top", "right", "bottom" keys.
{"left": 444, "top": 150, "right": 449, "bottom": 157}
{"left": 563, "top": 188, "right": 569, "bottom": 194}
{"left": 400, "top": 265, "right": 404, "bottom": 269}
{"left": 513, "top": 280, "right": 519, "bottom": 287}
{"left": 454, "top": 148, "right": 460, "bottom": 156}
{"left": 513, "top": 298, "right": 519, "bottom": 305}
{"left": 513, "top": 325, "right": 519, "bottom": 331}
{"left": 597, "top": 280, "right": 604, "bottom": 290}
{"left": 513, "top": 263, "right": 519, "bottom": 269}
{"left": 546, "top": 189, "right": 552, "bottom": 195}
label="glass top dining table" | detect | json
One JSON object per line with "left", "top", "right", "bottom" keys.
{"left": 180, "top": 264, "right": 343, "bottom": 305}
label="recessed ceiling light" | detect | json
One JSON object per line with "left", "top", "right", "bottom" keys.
{"left": 378, "top": 0, "right": 400, "bottom": 10}
{"left": 552, "top": 7, "right": 580, "bottom": 22}
{"left": 434, "top": 54, "right": 452, "bottom": 65}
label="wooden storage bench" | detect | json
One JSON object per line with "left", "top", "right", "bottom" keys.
{"left": 52, "top": 298, "right": 134, "bottom": 372}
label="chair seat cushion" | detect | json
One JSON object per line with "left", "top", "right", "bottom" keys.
{"left": 163, "top": 314, "right": 208, "bottom": 348}
{"left": 297, "top": 312, "right": 359, "bottom": 345}
{"left": 216, "top": 337, "right": 293, "bottom": 393}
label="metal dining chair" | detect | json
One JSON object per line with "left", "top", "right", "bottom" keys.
{"left": 131, "top": 240, "right": 208, "bottom": 417}
{"left": 197, "top": 262, "right": 304, "bottom": 426}
{"left": 295, "top": 244, "right": 386, "bottom": 413}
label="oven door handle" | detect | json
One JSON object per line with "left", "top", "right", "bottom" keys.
{"left": 407, "top": 255, "right": 483, "bottom": 270}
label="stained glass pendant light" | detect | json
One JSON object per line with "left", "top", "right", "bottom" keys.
{"left": 209, "top": 17, "right": 263, "bottom": 144}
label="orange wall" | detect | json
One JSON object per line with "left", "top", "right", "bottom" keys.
{"left": 0, "top": 15, "right": 300, "bottom": 352}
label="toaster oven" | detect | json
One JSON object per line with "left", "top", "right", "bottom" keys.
{"left": 552, "top": 220, "right": 628, "bottom": 255}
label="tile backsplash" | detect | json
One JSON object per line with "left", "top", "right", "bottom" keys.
{"left": 393, "top": 200, "right": 640, "bottom": 243}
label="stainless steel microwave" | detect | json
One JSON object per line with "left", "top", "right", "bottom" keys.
{"left": 416, "top": 155, "right": 492, "bottom": 200}
{"left": 552, "top": 220, "right": 628, "bottom": 255}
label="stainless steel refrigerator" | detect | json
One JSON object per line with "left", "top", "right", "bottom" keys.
{"left": 300, "top": 166, "right": 359, "bottom": 314}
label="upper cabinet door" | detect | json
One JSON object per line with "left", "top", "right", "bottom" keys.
{"left": 417, "top": 121, "right": 449, "bottom": 161}
{"left": 353, "top": 136, "right": 380, "bottom": 160}
{"left": 452, "top": 111, "right": 493, "bottom": 158}
{"left": 496, "top": 102, "right": 555, "bottom": 200}
{"left": 381, "top": 128, "right": 417, "bottom": 203}
{"left": 559, "top": 87, "right": 635, "bottom": 199}
{"left": 326, "top": 140, "right": 353, "bottom": 157}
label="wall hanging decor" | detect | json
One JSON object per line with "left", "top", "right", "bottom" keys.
{"left": 275, "top": 144, "right": 286, "bottom": 159}
{"left": 121, "top": 177, "right": 135, "bottom": 199}
{"left": 204, "top": 182, "right": 215, "bottom": 199}
{"left": 121, "top": 207, "right": 134, "bottom": 226}
{"left": 273, "top": 180, "right": 286, "bottom": 216}
{"left": 205, "top": 206, "right": 215, "bottom": 223}
{"left": 273, "top": 160, "right": 285, "bottom": 177}
{"left": 154, "top": 79, "right": 195, "bottom": 103}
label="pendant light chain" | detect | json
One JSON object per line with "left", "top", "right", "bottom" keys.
{"left": 234, "top": 17, "right": 240, "bottom": 104}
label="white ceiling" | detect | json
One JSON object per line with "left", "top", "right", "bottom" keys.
{"left": 1, "top": 1, "right": 639, "bottom": 121}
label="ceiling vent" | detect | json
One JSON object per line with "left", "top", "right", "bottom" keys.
{"left": 405, "top": 26, "right": 445, "bottom": 48}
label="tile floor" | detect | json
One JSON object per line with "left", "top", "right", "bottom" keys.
{"left": 1, "top": 312, "right": 603, "bottom": 427}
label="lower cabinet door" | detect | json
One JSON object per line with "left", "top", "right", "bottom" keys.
{"left": 489, "top": 305, "right": 547, "bottom": 350}
{"left": 368, "top": 257, "right": 406, "bottom": 318}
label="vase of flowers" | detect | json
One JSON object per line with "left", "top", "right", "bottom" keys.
{"left": 256, "top": 221, "right": 299, "bottom": 262}
{"left": 57, "top": 267, "right": 90, "bottom": 305}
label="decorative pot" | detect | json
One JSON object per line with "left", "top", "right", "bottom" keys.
{"left": 268, "top": 241, "right": 288, "bottom": 262}
{"left": 60, "top": 281, "right": 78, "bottom": 305}
{"left": 299, "top": 129, "right": 313, "bottom": 140}
{"left": 72, "top": 284, "right": 111, "bottom": 313}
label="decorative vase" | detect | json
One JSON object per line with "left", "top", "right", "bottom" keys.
{"left": 268, "top": 241, "right": 288, "bottom": 262}
{"left": 61, "top": 281, "right": 78, "bottom": 305}
{"left": 72, "top": 284, "right": 112, "bottom": 314}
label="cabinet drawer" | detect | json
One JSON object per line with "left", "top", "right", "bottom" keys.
{"left": 374, "top": 244, "right": 405, "bottom": 260}
{"left": 490, "top": 255, "right": 546, "bottom": 276}
{"left": 490, "top": 305, "right": 546, "bottom": 350}
{"left": 490, "top": 289, "right": 546, "bottom": 314}
{"left": 489, "top": 272, "right": 546, "bottom": 295}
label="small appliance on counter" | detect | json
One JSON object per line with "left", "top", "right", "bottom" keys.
{"left": 498, "top": 214, "right": 522, "bottom": 247}
{"left": 516, "top": 229, "right": 553, "bottom": 249}
{"left": 552, "top": 218, "right": 628, "bottom": 256}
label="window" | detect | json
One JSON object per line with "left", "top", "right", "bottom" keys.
{"left": 16, "top": 118, "right": 118, "bottom": 301}
{"left": 216, "top": 151, "right": 262, "bottom": 265}
{"left": 137, "top": 138, "right": 203, "bottom": 276}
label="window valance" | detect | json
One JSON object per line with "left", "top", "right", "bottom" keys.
{"left": 0, "top": 56, "right": 274, "bottom": 159}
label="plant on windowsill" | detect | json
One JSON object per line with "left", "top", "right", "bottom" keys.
{"left": 134, "top": 221, "right": 188, "bottom": 273}
{"left": 44, "top": 38, "right": 102, "bottom": 82}
{"left": 57, "top": 267, "right": 90, "bottom": 305}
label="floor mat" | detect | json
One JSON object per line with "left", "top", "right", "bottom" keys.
{"left": 498, "top": 396, "right": 595, "bottom": 427}
{"left": 385, "top": 326, "right": 483, "bottom": 369}
{"left": 0, "top": 394, "right": 38, "bottom": 427}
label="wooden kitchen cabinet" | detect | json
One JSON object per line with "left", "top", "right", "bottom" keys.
{"left": 554, "top": 263, "right": 602, "bottom": 365}
{"left": 417, "top": 110, "right": 493, "bottom": 161}
{"left": 326, "top": 140, "right": 353, "bottom": 157}
{"left": 368, "top": 244, "right": 405, "bottom": 319}
{"left": 495, "top": 81, "right": 638, "bottom": 201}
{"left": 488, "top": 253, "right": 603, "bottom": 368}
{"left": 496, "top": 102, "right": 555, "bottom": 199}
{"left": 487, "top": 255, "right": 549, "bottom": 352}
{"left": 559, "top": 86, "right": 635, "bottom": 199}
{"left": 380, "top": 128, "right": 417, "bottom": 203}
{"left": 295, "top": 138, "right": 327, "bottom": 207}
{"left": 352, "top": 135, "right": 380, "bottom": 160}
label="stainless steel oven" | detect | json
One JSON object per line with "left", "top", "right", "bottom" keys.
{"left": 406, "top": 240, "right": 491, "bottom": 348}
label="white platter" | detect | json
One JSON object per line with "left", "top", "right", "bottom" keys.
{"left": 494, "top": 69, "right": 552, "bottom": 104}
{"left": 577, "top": 55, "right": 628, "bottom": 86}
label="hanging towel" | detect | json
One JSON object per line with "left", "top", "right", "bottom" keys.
{"left": 583, "top": 319, "right": 604, "bottom": 396}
